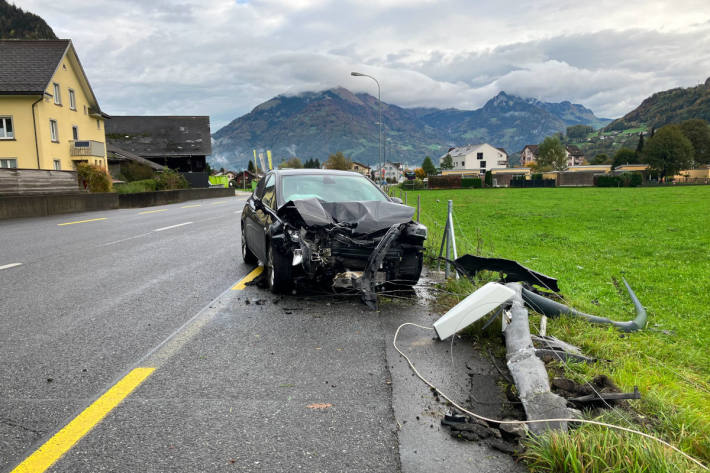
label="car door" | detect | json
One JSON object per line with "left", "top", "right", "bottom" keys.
{"left": 245, "top": 175, "right": 267, "bottom": 261}
{"left": 254, "top": 173, "right": 277, "bottom": 260}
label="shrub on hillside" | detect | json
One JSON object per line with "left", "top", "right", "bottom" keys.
{"left": 76, "top": 163, "right": 112, "bottom": 193}
{"left": 155, "top": 169, "right": 189, "bottom": 190}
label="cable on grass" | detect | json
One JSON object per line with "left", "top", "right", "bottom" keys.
{"left": 393, "top": 322, "right": 708, "bottom": 471}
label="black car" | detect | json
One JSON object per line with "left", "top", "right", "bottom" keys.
{"left": 241, "top": 169, "right": 427, "bottom": 307}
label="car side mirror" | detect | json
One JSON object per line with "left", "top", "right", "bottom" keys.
{"left": 390, "top": 197, "right": 403, "bottom": 204}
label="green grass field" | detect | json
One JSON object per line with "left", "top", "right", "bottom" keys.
{"left": 405, "top": 186, "right": 710, "bottom": 471}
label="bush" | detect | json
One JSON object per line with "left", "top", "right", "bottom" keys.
{"left": 120, "top": 161, "right": 154, "bottom": 182}
{"left": 401, "top": 178, "right": 425, "bottom": 190}
{"left": 461, "top": 177, "right": 482, "bottom": 188}
{"left": 429, "top": 175, "right": 462, "bottom": 188}
{"left": 114, "top": 179, "right": 157, "bottom": 194}
{"left": 596, "top": 172, "right": 644, "bottom": 187}
{"left": 155, "top": 169, "right": 189, "bottom": 190}
{"left": 484, "top": 170, "right": 492, "bottom": 187}
{"left": 76, "top": 163, "right": 112, "bottom": 193}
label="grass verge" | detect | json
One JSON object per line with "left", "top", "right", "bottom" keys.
{"left": 407, "top": 186, "right": 710, "bottom": 471}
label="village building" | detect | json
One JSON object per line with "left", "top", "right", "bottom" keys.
{"left": 520, "top": 143, "right": 586, "bottom": 168}
{"left": 105, "top": 116, "right": 211, "bottom": 187}
{"left": 440, "top": 143, "right": 508, "bottom": 176}
{"left": 351, "top": 161, "right": 370, "bottom": 176}
{"left": 0, "top": 39, "right": 108, "bottom": 172}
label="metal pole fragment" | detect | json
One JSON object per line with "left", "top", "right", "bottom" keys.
{"left": 448, "top": 200, "right": 458, "bottom": 279}
{"left": 404, "top": 191, "right": 408, "bottom": 205}
{"left": 416, "top": 194, "right": 420, "bottom": 222}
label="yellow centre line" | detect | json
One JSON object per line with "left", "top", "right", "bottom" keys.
{"left": 57, "top": 217, "right": 107, "bottom": 226}
{"left": 181, "top": 204, "right": 202, "bottom": 208}
{"left": 210, "top": 201, "right": 226, "bottom": 205}
{"left": 11, "top": 367, "right": 155, "bottom": 473}
{"left": 138, "top": 209, "right": 168, "bottom": 215}
{"left": 231, "top": 266, "right": 264, "bottom": 290}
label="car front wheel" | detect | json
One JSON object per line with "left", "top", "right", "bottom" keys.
{"left": 266, "top": 241, "right": 292, "bottom": 293}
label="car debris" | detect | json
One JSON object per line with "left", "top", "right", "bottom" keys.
{"left": 454, "top": 254, "right": 560, "bottom": 292}
{"left": 241, "top": 170, "right": 427, "bottom": 308}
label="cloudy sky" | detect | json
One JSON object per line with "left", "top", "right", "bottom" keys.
{"left": 18, "top": 0, "right": 710, "bottom": 130}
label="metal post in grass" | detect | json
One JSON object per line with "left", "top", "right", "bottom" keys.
{"left": 404, "top": 192, "right": 408, "bottom": 205}
{"left": 416, "top": 194, "right": 420, "bottom": 222}
{"left": 447, "top": 200, "right": 459, "bottom": 280}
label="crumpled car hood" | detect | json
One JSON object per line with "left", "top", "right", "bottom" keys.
{"left": 279, "top": 198, "right": 415, "bottom": 235}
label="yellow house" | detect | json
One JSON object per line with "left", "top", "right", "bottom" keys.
{"left": 0, "top": 39, "right": 107, "bottom": 171}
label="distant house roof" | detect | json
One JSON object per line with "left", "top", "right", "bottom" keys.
{"left": 105, "top": 116, "right": 212, "bottom": 157}
{"left": 496, "top": 147, "right": 508, "bottom": 156}
{"left": 522, "top": 145, "right": 539, "bottom": 155}
{"left": 441, "top": 143, "right": 507, "bottom": 159}
{"left": 107, "top": 144, "right": 166, "bottom": 171}
{"left": 566, "top": 145, "right": 584, "bottom": 156}
{"left": 351, "top": 161, "right": 370, "bottom": 169}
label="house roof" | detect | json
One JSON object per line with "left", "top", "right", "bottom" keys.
{"left": 566, "top": 145, "right": 584, "bottom": 156}
{"left": 351, "top": 161, "right": 370, "bottom": 169}
{"left": 105, "top": 116, "right": 212, "bottom": 157}
{"left": 0, "top": 39, "right": 70, "bottom": 94}
{"left": 496, "top": 147, "right": 508, "bottom": 156}
{"left": 522, "top": 145, "right": 539, "bottom": 155}
{"left": 106, "top": 144, "right": 166, "bottom": 171}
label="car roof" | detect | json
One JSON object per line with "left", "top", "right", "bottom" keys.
{"left": 272, "top": 169, "right": 364, "bottom": 177}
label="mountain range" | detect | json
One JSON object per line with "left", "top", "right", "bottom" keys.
{"left": 211, "top": 88, "right": 611, "bottom": 169}
{"left": 0, "top": 0, "right": 57, "bottom": 40}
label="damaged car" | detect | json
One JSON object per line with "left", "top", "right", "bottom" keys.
{"left": 241, "top": 169, "right": 427, "bottom": 306}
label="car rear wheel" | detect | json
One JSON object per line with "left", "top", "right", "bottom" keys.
{"left": 266, "top": 241, "right": 292, "bottom": 293}
{"left": 241, "top": 224, "right": 258, "bottom": 264}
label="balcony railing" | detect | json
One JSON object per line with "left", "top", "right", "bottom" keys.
{"left": 70, "top": 140, "right": 105, "bottom": 157}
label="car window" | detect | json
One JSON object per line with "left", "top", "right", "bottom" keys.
{"left": 254, "top": 175, "right": 267, "bottom": 199}
{"left": 280, "top": 174, "right": 388, "bottom": 203}
{"left": 262, "top": 174, "right": 276, "bottom": 209}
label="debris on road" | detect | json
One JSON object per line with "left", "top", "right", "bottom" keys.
{"left": 306, "top": 403, "right": 333, "bottom": 410}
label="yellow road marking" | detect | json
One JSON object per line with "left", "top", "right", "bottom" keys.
{"left": 210, "top": 201, "right": 226, "bottom": 205}
{"left": 231, "top": 266, "right": 263, "bottom": 290}
{"left": 138, "top": 209, "right": 168, "bottom": 215}
{"left": 11, "top": 367, "right": 154, "bottom": 473}
{"left": 57, "top": 217, "right": 107, "bottom": 226}
{"left": 181, "top": 204, "right": 201, "bottom": 208}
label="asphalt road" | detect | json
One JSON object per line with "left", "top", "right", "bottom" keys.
{"left": 0, "top": 195, "right": 523, "bottom": 473}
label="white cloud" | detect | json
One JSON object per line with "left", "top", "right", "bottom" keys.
{"left": 16, "top": 0, "right": 710, "bottom": 128}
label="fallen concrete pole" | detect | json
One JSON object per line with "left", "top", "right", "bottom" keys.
{"left": 504, "top": 283, "right": 575, "bottom": 434}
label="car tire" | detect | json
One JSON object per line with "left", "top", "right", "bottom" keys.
{"left": 241, "top": 223, "right": 258, "bottom": 265}
{"left": 266, "top": 241, "right": 292, "bottom": 293}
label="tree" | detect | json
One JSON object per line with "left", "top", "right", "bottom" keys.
{"left": 279, "top": 157, "right": 303, "bottom": 169}
{"left": 536, "top": 136, "right": 567, "bottom": 171}
{"left": 422, "top": 156, "right": 436, "bottom": 176}
{"left": 314, "top": 159, "right": 321, "bottom": 169}
{"left": 247, "top": 160, "right": 255, "bottom": 173}
{"left": 590, "top": 153, "right": 610, "bottom": 165}
{"left": 612, "top": 148, "right": 637, "bottom": 169}
{"left": 414, "top": 167, "right": 426, "bottom": 179}
{"left": 566, "top": 124, "right": 594, "bottom": 140}
{"left": 440, "top": 154, "right": 454, "bottom": 170}
{"left": 324, "top": 151, "right": 352, "bottom": 170}
{"left": 635, "top": 133, "right": 645, "bottom": 154}
{"left": 642, "top": 125, "right": 694, "bottom": 180}
{"left": 679, "top": 118, "right": 710, "bottom": 165}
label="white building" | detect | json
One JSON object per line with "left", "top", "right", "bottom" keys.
{"left": 371, "top": 161, "right": 403, "bottom": 182}
{"left": 439, "top": 143, "right": 508, "bottom": 175}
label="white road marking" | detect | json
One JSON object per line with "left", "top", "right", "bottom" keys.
{"left": 234, "top": 210, "right": 242, "bottom": 214}
{"left": 0, "top": 262, "right": 23, "bottom": 271}
{"left": 153, "top": 221, "right": 193, "bottom": 232}
{"left": 100, "top": 233, "right": 153, "bottom": 247}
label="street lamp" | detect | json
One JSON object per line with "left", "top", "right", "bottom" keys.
{"left": 351, "top": 71, "right": 382, "bottom": 183}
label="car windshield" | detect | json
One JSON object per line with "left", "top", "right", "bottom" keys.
{"left": 280, "top": 174, "right": 389, "bottom": 203}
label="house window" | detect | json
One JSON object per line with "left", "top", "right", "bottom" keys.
{"left": 0, "top": 158, "right": 17, "bottom": 168}
{"left": 50, "top": 119, "right": 59, "bottom": 142}
{"left": 477, "top": 152, "right": 483, "bottom": 159}
{"left": 69, "top": 89, "right": 76, "bottom": 110}
{"left": 72, "top": 126, "right": 79, "bottom": 140}
{"left": 53, "top": 159, "right": 61, "bottom": 170}
{"left": 461, "top": 161, "right": 465, "bottom": 166}
{"left": 53, "top": 83, "right": 62, "bottom": 105}
{"left": 480, "top": 161, "right": 487, "bottom": 169}
{"left": 0, "top": 116, "right": 14, "bottom": 139}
